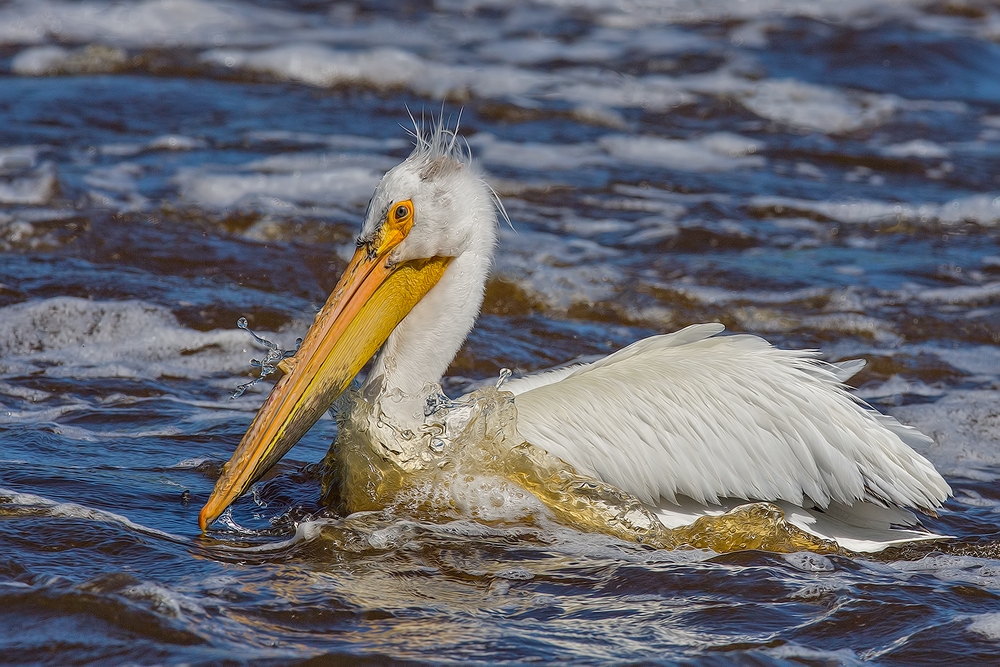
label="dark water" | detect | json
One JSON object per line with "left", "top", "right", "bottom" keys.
{"left": 2, "top": 0, "right": 1000, "bottom": 664}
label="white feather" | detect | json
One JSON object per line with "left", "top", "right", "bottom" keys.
{"left": 510, "top": 324, "right": 949, "bottom": 515}
{"left": 354, "top": 120, "right": 952, "bottom": 551}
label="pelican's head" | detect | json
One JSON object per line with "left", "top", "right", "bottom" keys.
{"left": 359, "top": 134, "right": 495, "bottom": 267}
{"left": 199, "top": 123, "right": 499, "bottom": 531}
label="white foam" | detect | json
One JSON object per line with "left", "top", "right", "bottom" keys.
{"left": 854, "top": 375, "right": 945, "bottom": 401}
{"left": 611, "top": 184, "right": 732, "bottom": 207}
{"left": 687, "top": 283, "right": 828, "bottom": 305}
{"left": 899, "top": 344, "right": 1000, "bottom": 379}
{"left": 243, "top": 151, "right": 396, "bottom": 174}
{"left": 84, "top": 162, "right": 148, "bottom": 211}
{"left": 569, "top": 0, "right": 927, "bottom": 27}
{"left": 1, "top": 208, "right": 86, "bottom": 250}
{"left": 0, "top": 0, "right": 310, "bottom": 47}
{"left": 655, "top": 281, "right": 902, "bottom": 343}
{"left": 0, "top": 381, "right": 50, "bottom": 402}
{"left": 0, "top": 145, "right": 37, "bottom": 169}
{"left": 782, "top": 551, "right": 836, "bottom": 572}
{"left": 147, "top": 134, "right": 207, "bottom": 151}
{"left": 740, "top": 79, "right": 897, "bottom": 134}
{"left": 10, "top": 45, "right": 69, "bottom": 74}
{"left": 598, "top": 132, "right": 765, "bottom": 171}
{"left": 494, "top": 197, "right": 637, "bottom": 243}
{"left": 969, "top": 613, "right": 1000, "bottom": 640}
{"left": 243, "top": 131, "right": 408, "bottom": 152}
{"left": 51, "top": 423, "right": 185, "bottom": 441}
{"left": 477, "top": 25, "right": 708, "bottom": 66}
{"left": 1, "top": 220, "right": 46, "bottom": 251}
{"left": 0, "top": 0, "right": 943, "bottom": 57}
{"left": 825, "top": 338, "right": 1000, "bottom": 383}
{"left": 495, "top": 225, "right": 623, "bottom": 309}
{"left": 751, "top": 194, "right": 1000, "bottom": 227}
{"left": 470, "top": 134, "right": 609, "bottom": 171}
{"left": 99, "top": 134, "right": 206, "bottom": 157}
{"left": 916, "top": 282, "right": 1000, "bottom": 304}
{"left": 477, "top": 36, "right": 623, "bottom": 66}
{"left": 0, "top": 487, "right": 185, "bottom": 543}
{"left": 202, "top": 43, "right": 552, "bottom": 101}
{"left": 0, "top": 0, "right": 970, "bottom": 143}
{"left": 0, "top": 402, "right": 91, "bottom": 425}
{"left": 122, "top": 582, "right": 207, "bottom": 619}
{"left": 733, "top": 310, "right": 901, "bottom": 344}
{"left": 764, "top": 645, "right": 864, "bottom": 666}
{"left": 11, "top": 43, "right": 127, "bottom": 75}
{"left": 469, "top": 132, "right": 766, "bottom": 172}
{"left": 548, "top": 74, "right": 695, "bottom": 113}
{"left": 365, "top": 522, "right": 416, "bottom": 551}
{"left": 890, "top": 555, "right": 1000, "bottom": 592}
{"left": 882, "top": 139, "right": 950, "bottom": 159}
{"left": 209, "top": 518, "right": 329, "bottom": 553}
{"left": 168, "top": 456, "right": 213, "bottom": 469}
{"left": 0, "top": 162, "right": 57, "bottom": 205}
{"left": 890, "top": 390, "right": 1000, "bottom": 480}
{"left": 176, "top": 162, "right": 381, "bottom": 210}
{"left": 119, "top": 35, "right": 887, "bottom": 136}
{"left": 0, "top": 296, "right": 280, "bottom": 380}
{"left": 678, "top": 69, "right": 899, "bottom": 134}
{"left": 445, "top": 473, "right": 547, "bottom": 523}
{"left": 197, "top": 41, "right": 887, "bottom": 131}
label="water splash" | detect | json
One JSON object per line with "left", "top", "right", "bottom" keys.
{"left": 495, "top": 367, "right": 512, "bottom": 389}
{"left": 230, "top": 317, "right": 301, "bottom": 399}
{"left": 423, "top": 387, "right": 454, "bottom": 418}
{"left": 323, "top": 386, "right": 840, "bottom": 554}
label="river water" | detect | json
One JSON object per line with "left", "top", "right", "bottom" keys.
{"left": 2, "top": 0, "right": 1000, "bottom": 664}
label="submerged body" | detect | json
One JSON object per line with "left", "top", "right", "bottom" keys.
{"left": 200, "top": 123, "right": 950, "bottom": 553}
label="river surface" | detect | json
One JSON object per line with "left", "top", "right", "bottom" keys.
{"left": 2, "top": 0, "right": 1000, "bottom": 664}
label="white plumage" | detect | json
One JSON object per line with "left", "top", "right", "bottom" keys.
{"left": 505, "top": 324, "right": 950, "bottom": 551}
{"left": 509, "top": 324, "right": 947, "bottom": 511}
{"left": 203, "top": 120, "right": 952, "bottom": 551}
{"left": 363, "top": 123, "right": 951, "bottom": 551}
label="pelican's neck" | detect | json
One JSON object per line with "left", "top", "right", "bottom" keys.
{"left": 362, "top": 247, "right": 491, "bottom": 424}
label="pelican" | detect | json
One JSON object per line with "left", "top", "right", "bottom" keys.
{"left": 199, "top": 122, "right": 951, "bottom": 553}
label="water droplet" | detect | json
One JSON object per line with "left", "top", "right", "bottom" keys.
{"left": 230, "top": 317, "right": 300, "bottom": 400}
{"left": 424, "top": 391, "right": 453, "bottom": 416}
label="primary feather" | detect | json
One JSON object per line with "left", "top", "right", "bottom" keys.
{"left": 508, "top": 324, "right": 949, "bottom": 514}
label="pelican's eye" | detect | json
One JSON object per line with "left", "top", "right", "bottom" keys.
{"left": 376, "top": 199, "right": 415, "bottom": 254}
{"left": 390, "top": 200, "right": 413, "bottom": 226}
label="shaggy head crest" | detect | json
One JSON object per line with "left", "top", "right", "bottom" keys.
{"left": 355, "top": 108, "right": 507, "bottom": 256}
{"left": 405, "top": 111, "right": 473, "bottom": 166}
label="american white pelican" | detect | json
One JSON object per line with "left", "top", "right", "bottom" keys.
{"left": 199, "top": 123, "right": 951, "bottom": 553}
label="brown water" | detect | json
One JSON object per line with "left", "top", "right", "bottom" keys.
{"left": 2, "top": 0, "right": 1000, "bottom": 664}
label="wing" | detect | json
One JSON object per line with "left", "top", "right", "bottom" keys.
{"left": 510, "top": 324, "right": 950, "bottom": 513}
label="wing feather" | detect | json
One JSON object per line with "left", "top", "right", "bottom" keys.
{"left": 511, "top": 324, "right": 950, "bottom": 513}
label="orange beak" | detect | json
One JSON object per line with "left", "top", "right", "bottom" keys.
{"left": 199, "top": 208, "right": 452, "bottom": 531}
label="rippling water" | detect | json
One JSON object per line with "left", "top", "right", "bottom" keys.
{"left": 2, "top": 0, "right": 1000, "bottom": 663}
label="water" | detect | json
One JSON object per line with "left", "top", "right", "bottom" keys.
{"left": 1, "top": 0, "right": 1000, "bottom": 663}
